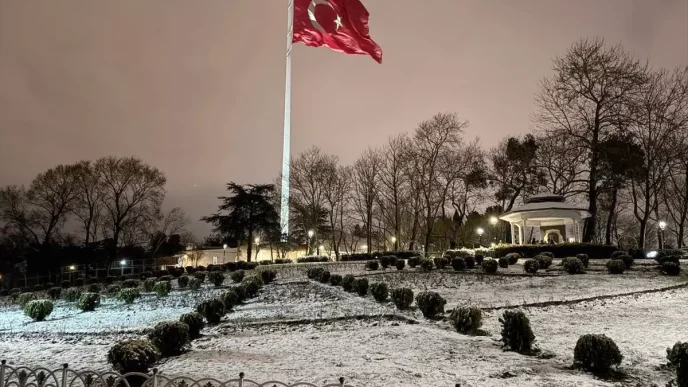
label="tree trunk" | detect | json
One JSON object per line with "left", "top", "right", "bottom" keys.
{"left": 605, "top": 187, "right": 618, "bottom": 245}
{"left": 638, "top": 219, "right": 647, "bottom": 249}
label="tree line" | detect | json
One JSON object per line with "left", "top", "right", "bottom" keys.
{"left": 0, "top": 156, "right": 191, "bottom": 274}
{"left": 205, "top": 38, "right": 688, "bottom": 257}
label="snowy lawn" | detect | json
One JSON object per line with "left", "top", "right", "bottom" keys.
{"left": 1, "top": 264, "right": 686, "bottom": 386}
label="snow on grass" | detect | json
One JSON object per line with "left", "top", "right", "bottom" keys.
{"left": 0, "top": 286, "right": 225, "bottom": 334}
{"left": 364, "top": 270, "right": 686, "bottom": 309}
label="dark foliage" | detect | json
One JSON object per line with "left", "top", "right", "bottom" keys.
{"left": 433, "top": 257, "right": 449, "bottom": 270}
{"left": 179, "top": 312, "right": 205, "bottom": 340}
{"left": 448, "top": 306, "right": 482, "bottom": 334}
{"left": 499, "top": 310, "right": 535, "bottom": 354}
{"left": 667, "top": 341, "right": 688, "bottom": 386}
{"left": 342, "top": 274, "right": 355, "bottom": 291}
{"left": 482, "top": 259, "right": 498, "bottom": 274}
{"left": 365, "top": 261, "right": 379, "bottom": 271}
{"left": 451, "top": 257, "right": 466, "bottom": 271}
{"left": 108, "top": 339, "right": 160, "bottom": 373}
{"left": 196, "top": 298, "right": 226, "bottom": 324}
{"left": 498, "top": 257, "right": 509, "bottom": 268}
{"left": 149, "top": 321, "right": 190, "bottom": 357}
{"left": 562, "top": 257, "right": 585, "bottom": 274}
{"left": 464, "top": 255, "right": 476, "bottom": 269}
{"left": 505, "top": 252, "right": 521, "bottom": 265}
{"left": 329, "top": 274, "right": 342, "bottom": 286}
{"left": 352, "top": 278, "right": 369, "bottom": 296}
{"left": 369, "top": 282, "right": 389, "bottom": 302}
{"left": 661, "top": 262, "right": 681, "bottom": 276}
{"left": 395, "top": 259, "right": 405, "bottom": 270}
{"left": 415, "top": 291, "right": 446, "bottom": 318}
{"left": 606, "top": 259, "right": 626, "bottom": 274}
{"left": 523, "top": 259, "right": 539, "bottom": 274}
{"left": 574, "top": 334, "right": 623, "bottom": 373}
{"left": 576, "top": 254, "right": 590, "bottom": 268}
{"left": 494, "top": 243, "right": 617, "bottom": 259}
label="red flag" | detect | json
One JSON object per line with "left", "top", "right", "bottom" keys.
{"left": 293, "top": 0, "right": 382, "bottom": 63}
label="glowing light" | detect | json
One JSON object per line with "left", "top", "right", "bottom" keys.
{"left": 659, "top": 221, "right": 667, "bottom": 230}
{"left": 490, "top": 242, "right": 496, "bottom": 248}
{"left": 255, "top": 237, "right": 260, "bottom": 244}
{"left": 490, "top": 216, "right": 498, "bottom": 225}
{"left": 69, "top": 265, "right": 76, "bottom": 270}
{"left": 391, "top": 236, "right": 397, "bottom": 243}
{"left": 223, "top": 244, "right": 228, "bottom": 249}
{"left": 476, "top": 228, "right": 484, "bottom": 236}
{"left": 120, "top": 260, "right": 126, "bottom": 265}
{"left": 647, "top": 251, "right": 658, "bottom": 258}
{"left": 319, "top": 245, "right": 324, "bottom": 250}
{"left": 361, "top": 244, "right": 367, "bottom": 250}
{"left": 307, "top": 229, "right": 314, "bottom": 238}
{"left": 568, "top": 237, "right": 575, "bottom": 243}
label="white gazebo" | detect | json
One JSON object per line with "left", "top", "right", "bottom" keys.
{"left": 499, "top": 193, "right": 591, "bottom": 245}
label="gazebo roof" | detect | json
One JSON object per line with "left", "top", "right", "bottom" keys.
{"left": 499, "top": 193, "right": 591, "bottom": 222}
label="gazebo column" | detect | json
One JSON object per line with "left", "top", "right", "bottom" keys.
{"left": 510, "top": 223, "right": 516, "bottom": 245}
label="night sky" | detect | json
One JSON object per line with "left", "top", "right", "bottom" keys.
{"left": 1, "top": 0, "right": 686, "bottom": 236}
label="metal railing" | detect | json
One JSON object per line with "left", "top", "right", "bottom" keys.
{"left": 0, "top": 361, "right": 351, "bottom": 387}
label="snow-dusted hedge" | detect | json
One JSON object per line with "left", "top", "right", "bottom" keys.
{"left": 416, "top": 291, "right": 446, "bottom": 318}
{"left": 77, "top": 292, "right": 101, "bottom": 311}
{"left": 24, "top": 299, "right": 54, "bottom": 321}
{"left": 494, "top": 243, "right": 618, "bottom": 259}
{"left": 574, "top": 334, "right": 622, "bottom": 373}
{"left": 149, "top": 321, "right": 190, "bottom": 357}
{"left": 108, "top": 339, "right": 160, "bottom": 373}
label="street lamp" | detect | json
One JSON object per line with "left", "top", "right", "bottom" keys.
{"left": 254, "top": 237, "right": 260, "bottom": 260}
{"left": 476, "top": 227, "right": 484, "bottom": 247}
{"left": 659, "top": 221, "right": 667, "bottom": 249}
{"left": 307, "top": 229, "right": 314, "bottom": 255}
{"left": 391, "top": 236, "right": 397, "bottom": 251}
{"left": 120, "top": 259, "right": 126, "bottom": 276}
{"left": 223, "top": 243, "right": 227, "bottom": 264}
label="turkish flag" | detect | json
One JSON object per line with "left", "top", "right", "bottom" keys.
{"left": 293, "top": 0, "right": 382, "bottom": 63}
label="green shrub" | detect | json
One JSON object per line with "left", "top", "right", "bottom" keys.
{"left": 18, "top": 292, "right": 37, "bottom": 307}
{"left": 197, "top": 298, "right": 226, "bottom": 324}
{"left": 342, "top": 274, "right": 355, "bottom": 291}
{"left": 667, "top": 341, "right": 688, "bottom": 386}
{"left": 433, "top": 257, "right": 449, "bottom": 270}
{"left": 611, "top": 251, "right": 627, "bottom": 259}
{"left": 260, "top": 270, "right": 277, "bottom": 284}
{"left": 106, "top": 284, "right": 122, "bottom": 295}
{"left": 108, "top": 339, "right": 160, "bottom": 373}
{"left": 318, "top": 270, "right": 331, "bottom": 283}
{"left": 379, "top": 256, "right": 390, "bottom": 269}
{"left": 505, "top": 252, "right": 521, "bottom": 265}
{"left": 188, "top": 277, "right": 201, "bottom": 290}
{"left": 365, "top": 261, "right": 379, "bottom": 271}
{"left": 534, "top": 254, "right": 553, "bottom": 269}
{"left": 77, "top": 292, "right": 101, "bottom": 311}
{"left": 24, "top": 299, "right": 53, "bottom": 321}
{"left": 47, "top": 287, "right": 62, "bottom": 300}
{"left": 629, "top": 248, "right": 646, "bottom": 260}
{"left": 391, "top": 288, "right": 414, "bottom": 310}
{"left": 240, "top": 276, "right": 261, "bottom": 298}
{"left": 474, "top": 254, "right": 484, "bottom": 265}
{"left": 143, "top": 279, "right": 156, "bottom": 292}
{"left": 659, "top": 255, "right": 681, "bottom": 265}
{"left": 482, "top": 259, "right": 498, "bottom": 274}
{"left": 180, "top": 312, "right": 205, "bottom": 340}
{"left": 61, "top": 280, "right": 71, "bottom": 289}
{"left": 419, "top": 258, "right": 433, "bottom": 272}
{"left": 177, "top": 276, "right": 190, "bottom": 288}
{"left": 62, "top": 288, "right": 82, "bottom": 302}
{"left": 87, "top": 284, "right": 101, "bottom": 293}
{"left": 451, "top": 257, "right": 466, "bottom": 271}
{"left": 499, "top": 310, "right": 535, "bottom": 354}
{"left": 661, "top": 262, "right": 681, "bottom": 276}
{"left": 574, "top": 334, "right": 623, "bottom": 373}
{"left": 370, "top": 282, "right": 389, "bottom": 302}
{"left": 540, "top": 252, "right": 554, "bottom": 258}
{"left": 329, "top": 274, "right": 343, "bottom": 286}
{"left": 464, "top": 256, "right": 476, "bottom": 269}
{"left": 523, "top": 259, "right": 539, "bottom": 274}
{"left": 448, "top": 306, "right": 482, "bottom": 334}
{"left": 154, "top": 281, "right": 171, "bottom": 297}
{"left": 149, "top": 321, "right": 190, "bottom": 357}
{"left": 562, "top": 257, "right": 585, "bottom": 274}
{"left": 576, "top": 254, "right": 590, "bottom": 268}
{"left": 193, "top": 271, "right": 206, "bottom": 283}
{"left": 498, "top": 257, "right": 509, "bottom": 268}
{"left": 395, "top": 259, "right": 405, "bottom": 270}
{"left": 415, "top": 291, "right": 446, "bottom": 318}
{"left": 352, "top": 278, "right": 369, "bottom": 296}
{"left": 621, "top": 254, "right": 634, "bottom": 269}
{"left": 306, "top": 268, "right": 324, "bottom": 280}
{"left": 220, "top": 289, "right": 239, "bottom": 310}
{"left": 407, "top": 257, "right": 419, "bottom": 268}
{"left": 122, "top": 279, "right": 140, "bottom": 289}
{"left": 494, "top": 243, "right": 617, "bottom": 259}
{"left": 117, "top": 288, "right": 140, "bottom": 304}
{"left": 606, "top": 259, "right": 626, "bottom": 274}
{"left": 207, "top": 271, "right": 225, "bottom": 287}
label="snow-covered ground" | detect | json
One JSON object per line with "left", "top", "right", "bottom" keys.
{"left": 0, "top": 267, "right": 685, "bottom": 386}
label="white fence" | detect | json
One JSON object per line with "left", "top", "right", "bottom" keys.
{"left": 0, "top": 361, "right": 351, "bottom": 387}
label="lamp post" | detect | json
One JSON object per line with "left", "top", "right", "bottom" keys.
{"left": 476, "top": 227, "right": 484, "bottom": 248}
{"left": 318, "top": 244, "right": 324, "bottom": 256}
{"left": 254, "top": 237, "right": 260, "bottom": 260}
{"left": 489, "top": 216, "right": 498, "bottom": 243}
{"left": 307, "top": 229, "right": 314, "bottom": 255}
{"left": 659, "top": 221, "right": 667, "bottom": 249}
{"left": 120, "top": 259, "right": 126, "bottom": 276}
{"left": 222, "top": 244, "right": 227, "bottom": 264}
{"left": 391, "top": 236, "right": 397, "bottom": 251}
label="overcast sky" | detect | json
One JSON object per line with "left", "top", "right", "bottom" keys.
{"left": 0, "top": 0, "right": 686, "bottom": 237}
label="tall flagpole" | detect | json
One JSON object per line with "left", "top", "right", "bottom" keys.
{"left": 280, "top": 0, "right": 294, "bottom": 242}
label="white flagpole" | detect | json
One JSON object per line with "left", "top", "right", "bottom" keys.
{"left": 279, "top": 0, "right": 294, "bottom": 242}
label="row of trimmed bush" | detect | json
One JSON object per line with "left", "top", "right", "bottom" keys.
{"left": 493, "top": 243, "right": 618, "bottom": 259}
{"left": 108, "top": 269, "right": 276, "bottom": 375}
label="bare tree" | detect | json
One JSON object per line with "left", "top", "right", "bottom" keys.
{"left": 148, "top": 207, "right": 189, "bottom": 257}
{"left": 322, "top": 164, "right": 351, "bottom": 259}
{"left": 95, "top": 156, "right": 166, "bottom": 261}
{"left": 488, "top": 135, "right": 544, "bottom": 212}
{"left": 377, "top": 134, "right": 411, "bottom": 250}
{"left": 628, "top": 68, "right": 688, "bottom": 248}
{"left": 72, "top": 161, "right": 104, "bottom": 244}
{"left": 410, "top": 112, "right": 469, "bottom": 253}
{"left": 352, "top": 148, "right": 382, "bottom": 253}
{"left": 0, "top": 164, "right": 81, "bottom": 247}
{"left": 535, "top": 132, "right": 587, "bottom": 198}
{"left": 185, "top": 249, "right": 204, "bottom": 267}
{"left": 535, "top": 38, "right": 648, "bottom": 241}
